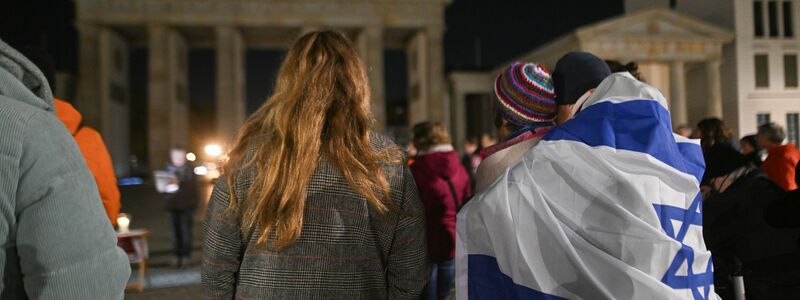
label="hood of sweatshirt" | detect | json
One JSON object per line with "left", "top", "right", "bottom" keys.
{"left": 0, "top": 39, "right": 53, "bottom": 113}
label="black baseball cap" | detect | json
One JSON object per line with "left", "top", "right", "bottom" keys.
{"left": 552, "top": 52, "right": 611, "bottom": 105}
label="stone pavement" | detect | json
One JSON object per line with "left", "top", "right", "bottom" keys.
{"left": 120, "top": 182, "right": 211, "bottom": 299}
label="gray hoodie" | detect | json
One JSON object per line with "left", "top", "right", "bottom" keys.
{"left": 0, "top": 40, "right": 130, "bottom": 298}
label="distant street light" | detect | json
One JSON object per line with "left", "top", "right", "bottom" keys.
{"left": 204, "top": 144, "right": 223, "bottom": 157}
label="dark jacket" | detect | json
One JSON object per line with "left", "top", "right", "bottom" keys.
{"left": 703, "top": 169, "right": 800, "bottom": 299}
{"left": 164, "top": 163, "right": 199, "bottom": 210}
{"left": 202, "top": 134, "right": 429, "bottom": 299}
{"left": 410, "top": 147, "right": 472, "bottom": 262}
{"left": 745, "top": 152, "right": 762, "bottom": 168}
{"left": 766, "top": 188, "right": 800, "bottom": 228}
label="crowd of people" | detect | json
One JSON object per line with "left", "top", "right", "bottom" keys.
{"left": 1, "top": 27, "right": 800, "bottom": 299}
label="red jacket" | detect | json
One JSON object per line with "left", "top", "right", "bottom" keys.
{"left": 762, "top": 144, "right": 800, "bottom": 191}
{"left": 410, "top": 147, "right": 472, "bottom": 261}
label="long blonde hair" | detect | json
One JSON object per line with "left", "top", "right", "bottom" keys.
{"left": 224, "top": 31, "right": 401, "bottom": 248}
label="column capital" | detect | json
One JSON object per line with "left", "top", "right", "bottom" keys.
{"left": 214, "top": 25, "right": 241, "bottom": 36}
{"left": 424, "top": 25, "right": 445, "bottom": 38}
{"left": 76, "top": 22, "right": 100, "bottom": 34}
{"left": 669, "top": 60, "right": 686, "bottom": 68}
{"left": 360, "top": 26, "right": 383, "bottom": 37}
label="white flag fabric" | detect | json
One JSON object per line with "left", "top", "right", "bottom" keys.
{"left": 456, "top": 73, "right": 715, "bottom": 300}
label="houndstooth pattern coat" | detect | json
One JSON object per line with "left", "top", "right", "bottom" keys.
{"left": 202, "top": 134, "right": 430, "bottom": 299}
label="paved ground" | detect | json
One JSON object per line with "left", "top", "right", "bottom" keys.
{"left": 120, "top": 181, "right": 213, "bottom": 299}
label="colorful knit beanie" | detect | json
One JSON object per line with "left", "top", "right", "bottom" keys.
{"left": 494, "top": 62, "right": 557, "bottom": 126}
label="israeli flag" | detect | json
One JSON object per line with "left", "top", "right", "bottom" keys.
{"left": 456, "top": 73, "right": 715, "bottom": 300}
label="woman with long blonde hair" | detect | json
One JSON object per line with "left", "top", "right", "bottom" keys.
{"left": 202, "top": 31, "right": 429, "bottom": 299}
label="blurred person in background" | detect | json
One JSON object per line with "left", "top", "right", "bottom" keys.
{"left": 702, "top": 144, "right": 800, "bottom": 299}
{"left": 0, "top": 38, "right": 129, "bottom": 298}
{"left": 606, "top": 60, "right": 644, "bottom": 81}
{"left": 406, "top": 143, "right": 418, "bottom": 166}
{"left": 675, "top": 124, "right": 694, "bottom": 138}
{"left": 411, "top": 121, "right": 472, "bottom": 300}
{"left": 14, "top": 43, "right": 121, "bottom": 227}
{"left": 693, "top": 117, "right": 737, "bottom": 153}
{"left": 479, "top": 133, "right": 497, "bottom": 152}
{"left": 460, "top": 136, "right": 481, "bottom": 190}
{"left": 740, "top": 134, "right": 763, "bottom": 167}
{"left": 475, "top": 62, "right": 558, "bottom": 192}
{"left": 758, "top": 122, "right": 800, "bottom": 190}
{"left": 161, "top": 147, "right": 199, "bottom": 268}
{"left": 202, "top": 31, "right": 429, "bottom": 299}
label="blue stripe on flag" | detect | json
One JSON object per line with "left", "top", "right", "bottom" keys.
{"left": 543, "top": 100, "right": 705, "bottom": 182}
{"left": 468, "top": 254, "right": 567, "bottom": 300}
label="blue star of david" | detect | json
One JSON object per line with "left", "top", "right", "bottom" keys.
{"left": 652, "top": 194, "right": 715, "bottom": 300}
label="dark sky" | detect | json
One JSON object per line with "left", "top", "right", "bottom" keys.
{"left": 444, "top": 0, "right": 624, "bottom": 71}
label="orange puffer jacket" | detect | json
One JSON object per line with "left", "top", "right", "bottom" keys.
{"left": 54, "top": 99, "right": 121, "bottom": 226}
{"left": 762, "top": 143, "right": 800, "bottom": 191}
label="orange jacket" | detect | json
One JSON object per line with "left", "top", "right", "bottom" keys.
{"left": 54, "top": 99, "right": 121, "bottom": 225}
{"left": 762, "top": 143, "right": 800, "bottom": 191}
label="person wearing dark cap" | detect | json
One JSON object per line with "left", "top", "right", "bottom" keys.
{"left": 551, "top": 51, "right": 612, "bottom": 124}
{"left": 702, "top": 144, "right": 800, "bottom": 299}
{"left": 740, "top": 134, "right": 763, "bottom": 167}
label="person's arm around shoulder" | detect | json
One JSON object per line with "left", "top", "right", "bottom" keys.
{"left": 15, "top": 111, "right": 130, "bottom": 299}
{"left": 202, "top": 176, "right": 244, "bottom": 299}
{"left": 387, "top": 166, "right": 430, "bottom": 299}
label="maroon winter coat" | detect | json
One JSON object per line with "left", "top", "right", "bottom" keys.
{"left": 410, "top": 149, "right": 472, "bottom": 262}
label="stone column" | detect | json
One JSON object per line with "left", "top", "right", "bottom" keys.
{"left": 706, "top": 59, "right": 723, "bottom": 118}
{"left": 357, "top": 26, "right": 386, "bottom": 130}
{"left": 407, "top": 27, "right": 446, "bottom": 127}
{"left": 76, "top": 24, "right": 132, "bottom": 175}
{"left": 168, "top": 30, "right": 190, "bottom": 155}
{"left": 426, "top": 26, "right": 446, "bottom": 125}
{"left": 451, "top": 88, "right": 466, "bottom": 152}
{"left": 148, "top": 26, "right": 190, "bottom": 170}
{"left": 406, "top": 30, "right": 428, "bottom": 126}
{"left": 215, "top": 26, "right": 247, "bottom": 143}
{"left": 148, "top": 26, "right": 170, "bottom": 170}
{"left": 76, "top": 23, "right": 101, "bottom": 128}
{"left": 98, "top": 28, "right": 131, "bottom": 176}
{"left": 669, "top": 61, "right": 688, "bottom": 126}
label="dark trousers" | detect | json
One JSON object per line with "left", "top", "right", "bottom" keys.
{"left": 168, "top": 209, "right": 194, "bottom": 258}
{"left": 423, "top": 258, "right": 455, "bottom": 300}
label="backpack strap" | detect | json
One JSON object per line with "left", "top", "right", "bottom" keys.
{"left": 443, "top": 176, "right": 462, "bottom": 212}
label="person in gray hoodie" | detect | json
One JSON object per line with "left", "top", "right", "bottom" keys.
{"left": 0, "top": 39, "right": 130, "bottom": 298}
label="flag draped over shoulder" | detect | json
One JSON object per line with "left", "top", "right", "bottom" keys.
{"left": 455, "top": 73, "right": 715, "bottom": 300}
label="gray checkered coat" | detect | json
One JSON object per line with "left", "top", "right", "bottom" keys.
{"left": 202, "top": 134, "right": 430, "bottom": 299}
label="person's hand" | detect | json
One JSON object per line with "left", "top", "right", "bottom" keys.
{"left": 700, "top": 185, "right": 711, "bottom": 200}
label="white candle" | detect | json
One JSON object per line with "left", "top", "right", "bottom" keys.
{"left": 117, "top": 214, "right": 130, "bottom": 232}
